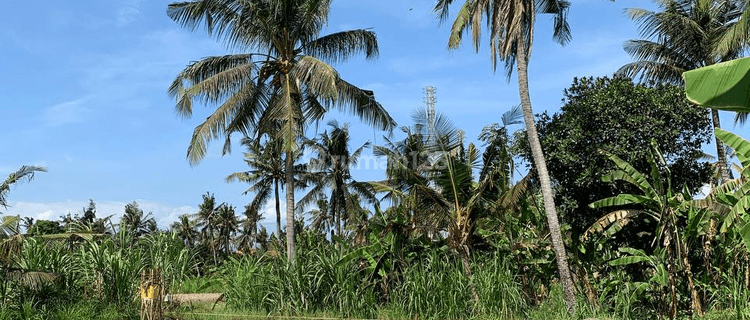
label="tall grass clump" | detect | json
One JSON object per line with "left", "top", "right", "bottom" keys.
{"left": 472, "top": 252, "right": 526, "bottom": 317}
{"left": 141, "top": 232, "right": 199, "bottom": 288}
{"left": 76, "top": 235, "right": 143, "bottom": 306}
{"left": 314, "top": 247, "right": 380, "bottom": 318}
{"left": 388, "top": 249, "right": 473, "bottom": 319}
{"left": 220, "top": 242, "right": 380, "bottom": 318}
{"left": 220, "top": 254, "right": 267, "bottom": 312}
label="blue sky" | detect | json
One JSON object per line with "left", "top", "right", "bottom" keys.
{"left": 2, "top": 0, "right": 746, "bottom": 233}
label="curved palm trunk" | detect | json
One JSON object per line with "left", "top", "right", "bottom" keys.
{"left": 516, "top": 42, "right": 576, "bottom": 312}
{"left": 712, "top": 109, "right": 730, "bottom": 183}
{"left": 705, "top": 109, "right": 728, "bottom": 286}
{"left": 285, "top": 150, "right": 296, "bottom": 262}
{"left": 275, "top": 179, "right": 282, "bottom": 238}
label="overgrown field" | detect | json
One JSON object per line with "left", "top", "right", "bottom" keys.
{"left": 1, "top": 228, "right": 749, "bottom": 320}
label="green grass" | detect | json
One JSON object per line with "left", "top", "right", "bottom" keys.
{"left": 0, "top": 300, "right": 139, "bottom": 320}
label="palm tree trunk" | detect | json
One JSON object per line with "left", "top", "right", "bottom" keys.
{"left": 275, "top": 179, "right": 282, "bottom": 238}
{"left": 285, "top": 150, "right": 296, "bottom": 262}
{"left": 712, "top": 109, "right": 730, "bottom": 183}
{"left": 209, "top": 225, "right": 218, "bottom": 266}
{"left": 680, "top": 237, "right": 703, "bottom": 315}
{"left": 516, "top": 42, "right": 576, "bottom": 312}
{"left": 705, "top": 109, "right": 727, "bottom": 287}
{"left": 459, "top": 244, "right": 480, "bottom": 303}
{"left": 336, "top": 196, "right": 342, "bottom": 237}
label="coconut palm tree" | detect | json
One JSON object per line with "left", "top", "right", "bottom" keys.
{"left": 168, "top": 0, "right": 395, "bottom": 260}
{"left": 171, "top": 214, "right": 200, "bottom": 247}
{"left": 215, "top": 204, "right": 239, "bottom": 256}
{"left": 434, "top": 0, "right": 576, "bottom": 310}
{"left": 617, "top": 0, "right": 750, "bottom": 183}
{"left": 226, "top": 136, "right": 307, "bottom": 239}
{"left": 617, "top": 0, "right": 750, "bottom": 287}
{"left": 237, "top": 204, "right": 264, "bottom": 252}
{"left": 21, "top": 217, "right": 34, "bottom": 234}
{"left": 297, "top": 121, "right": 377, "bottom": 237}
{"left": 195, "top": 192, "right": 220, "bottom": 264}
{"left": 1, "top": 165, "right": 46, "bottom": 213}
{"left": 119, "top": 201, "right": 157, "bottom": 239}
{"left": 306, "top": 198, "right": 331, "bottom": 235}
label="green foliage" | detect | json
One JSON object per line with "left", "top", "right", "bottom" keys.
{"left": 299, "top": 121, "right": 376, "bottom": 239}
{"left": 27, "top": 220, "right": 64, "bottom": 236}
{"left": 220, "top": 245, "right": 380, "bottom": 318}
{"left": 119, "top": 201, "right": 156, "bottom": 239}
{"left": 140, "top": 232, "right": 200, "bottom": 288}
{"left": 388, "top": 250, "right": 474, "bottom": 319}
{"left": 524, "top": 76, "right": 712, "bottom": 235}
{"left": 0, "top": 165, "right": 46, "bottom": 213}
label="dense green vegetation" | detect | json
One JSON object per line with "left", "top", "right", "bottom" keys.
{"left": 3, "top": 0, "right": 750, "bottom": 319}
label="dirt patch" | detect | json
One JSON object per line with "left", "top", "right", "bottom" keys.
{"left": 169, "top": 293, "right": 223, "bottom": 304}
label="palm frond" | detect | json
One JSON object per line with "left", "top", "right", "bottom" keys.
{"left": 329, "top": 78, "right": 395, "bottom": 132}
{"left": 1, "top": 166, "right": 47, "bottom": 209}
{"left": 0, "top": 215, "right": 21, "bottom": 237}
{"left": 291, "top": 55, "right": 339, "bottom": 100}
{"left": 304, "top": 29, "right": 379, "bottom": 64}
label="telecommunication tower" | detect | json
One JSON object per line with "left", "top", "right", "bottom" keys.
{"left": 423, "top": 86, "right": 436, "bottom": 124}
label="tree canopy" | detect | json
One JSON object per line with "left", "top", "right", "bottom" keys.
{"left": 520, "top": 76, "right": 712, "bottom": 235}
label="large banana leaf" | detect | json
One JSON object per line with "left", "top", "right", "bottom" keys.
{"left": 740, "top": 221, "right": 750, "bottom": 254}
{"left": 683, "top": 57, "right": 750, "bottom": 112}
{"left": 581, "top": 209, "right": 644, "bottom": 241}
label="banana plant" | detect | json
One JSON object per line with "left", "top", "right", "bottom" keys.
{"left": 585, "top": 140, "right": 703, "bottom": 317}
{"left": 336, "top": 205, "right": 414, "bottom": 298}
{"left": 691, "top": 129, "right": 750, "bottom": 247}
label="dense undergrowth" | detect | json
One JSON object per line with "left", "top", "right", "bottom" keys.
{"left": 2, "top": 228, "right": 749, "bottom": 320}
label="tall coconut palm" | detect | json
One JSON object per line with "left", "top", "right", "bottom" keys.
{"left": 297, "top": 121, "right": 377, "bottom": 237}
{"left": 617, "top": 0, "right": 750, "bottom": 184}
{"left": 21, "top": 217, "right": 34, "bottom": 234}
{"left": 237, "top": 204, "right": 264, "bottom": 252}
{"left": 1, "top": 165, "right": 47, "bottom": 213}
{"left": 195, "top": 192, "right": 220, "bottom": 264}
{"left": 306, "top": 198, "right": 331, "bottom": 235}
{"left": 226, "top": 136, "right": 307, "bottom": 239}
{"left": 168, "top": 0, "right": 395, "bottom": 261}
{"left": 171, "top": 214, "right": 200, "bottom": 246}
{"left": 119, "top": 201, "right": 157, "bottom": 239}
{"left": 215, "top": 204, "right": 239, "bottom": 256}
{"left": 434, "top": 0, "right": 576, "bottom": 310}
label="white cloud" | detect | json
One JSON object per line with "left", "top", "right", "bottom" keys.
{"left": 43, "top": 97, "right": 91, "bottom": 127}
{"left": 116, "top": 0, "right": 145, "bottom": 27}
